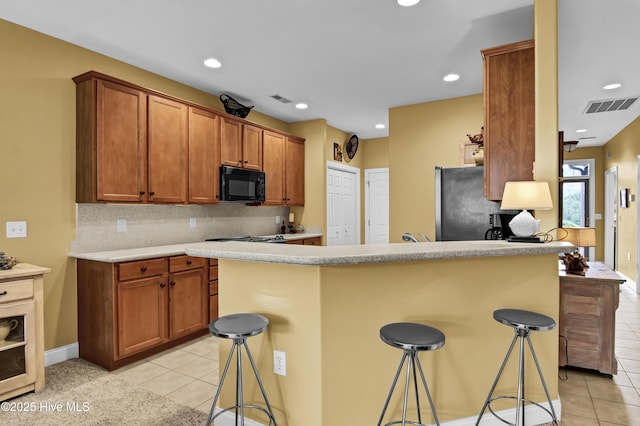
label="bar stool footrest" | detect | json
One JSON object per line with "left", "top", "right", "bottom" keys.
{"left": 212, "top": 403, "right": 277, "bottom": 425}
{"left": 487, "top": 396, "right": 558, "bottom": 426}
{"left": 382, "top": 421, "right": 430, "bottom": 426}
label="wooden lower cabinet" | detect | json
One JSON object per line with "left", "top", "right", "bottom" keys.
{"left": 286, "top": 236, "right": 322, "bottom": 245}
{"left": 77, "top": 255, "right": 208, "bottom": 370}
{"left": 208, "top": 259, "right": 219, "bottom": 323}
{"left": 559, "top": 262, "right": 624, "bottom": 375}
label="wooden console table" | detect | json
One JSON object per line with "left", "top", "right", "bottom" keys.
{"left": 559, "top": 262, "right": 624, "bottom": 375}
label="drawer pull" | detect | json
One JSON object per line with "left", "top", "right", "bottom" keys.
{"left": 141, "top": 266, "right": 147, "bottom": 273}
{"left": 186, "top": 260, "right": 192, "bottom": 265}
{"left": 160, "top": 282, "right": 166, "bottom": 288}
{"left": 170, "top": 281, "right": 176, "bottom": 286}
{"left": 0, "top": 290, "right": 7, "bottom": 296}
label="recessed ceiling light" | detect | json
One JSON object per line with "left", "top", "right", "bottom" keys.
{"left": 603, "top": 83, "right": 622, "bottom": 90}
{"left": 203, "top": 58, "right": 222, "bottom": 69}
{"left": 375, "top": 123, "right": 386, "bottom": 129}
{"left": 576, "top": 129, "right": 587, "bottom": 133}
{"left": 397, "top": 0, "right": 420, "bottom": 6}
{"left": 295, "top": 103, "right": 308, "bottom": 109}
{"left": 443, "top": 73, "right": 460, "bottom": 82}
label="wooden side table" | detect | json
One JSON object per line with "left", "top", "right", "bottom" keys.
{"left": 0, "top": 263, "right": 50, "bottom": 400}
{"left": 559, "top": 262, "right": 624, "bottom": 375}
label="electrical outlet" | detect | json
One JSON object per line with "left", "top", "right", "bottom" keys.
{"left": 628, "top": 252, "right": 631, "bottom": 262}
{"left": 6, "top": 221, "right": 27, "bottom": 238}
{"left": 273, "top": 350, "right": 286, "bottom": 376}
{"left": 190, "top": 217, "right": 197, "bottom": 229}
{"left": 117, "top": 219, "right": 127, "bottom": 233}
{"left": 276, "top": 215, "right": 281, "bottom": 224}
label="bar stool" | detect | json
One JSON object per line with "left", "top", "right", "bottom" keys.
{"left": 377, "top": 322, "right": 445, "bottom": 426}
{"left": 476, "top": 309, "right": 559, "bottom": 426}
{"left": 206, "top": 313, "right": 277, "bottom": 426}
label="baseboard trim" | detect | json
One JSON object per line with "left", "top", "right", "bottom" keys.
{"left": 618, "top": 271, "right": 638, "bottom": 293}
{"left": 212, "top": 399, "right": 561, "bottom": 426}
{"left": 44, "top": 342, "right": 79, "bottom": 367}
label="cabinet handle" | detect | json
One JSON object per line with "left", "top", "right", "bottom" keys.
{"left": 244, "top": 160, "right": 248, "bottom": 163}
{"left": 186, "top": 260, "right": 192, "bottom": 265}
{"left": 170, "top": 281, "right": 176, "bottom": 286}
{"left": 0, "top": 290, "right": 7, "bottom": 296}
{"left": 149, "top": 191, "right": 155, "bottom": 196}
{"left": 139, "top": 190, "right": 146, "bottom": 196}
{"left": 160, "top": 282, "right": 166, "bottom": 288}
{"left": 140, "top": 266, "right": 147, "bottom": 272}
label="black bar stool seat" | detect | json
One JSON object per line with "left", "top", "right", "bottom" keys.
{"left": 378, "top": 322, "right": 445, "bottom": 426}
{"left": 206, "top": 313, "right": 277, "bottom": 426}
{"left": 476, "top": 309, "right": 559, "bottom": 426}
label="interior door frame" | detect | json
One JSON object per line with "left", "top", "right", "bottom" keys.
{"left": 364, "top": 167, "right": 389, "bottom": 244}
{"left": 636, "top": 156, "right": 640, "bottom": 292}
{"left": 562, "top": 158, "right": 595, "bottom": 259}
{"left": 604, "top": 166, "right": 618, "bottom": 270}
{"left": 326, "top": 161, "right": 361, "bottom": 246}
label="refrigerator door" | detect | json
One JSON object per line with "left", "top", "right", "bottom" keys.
{"left": 435, "top": 166, "right": 502, "bottom": 241}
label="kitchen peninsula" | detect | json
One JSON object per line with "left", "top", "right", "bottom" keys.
{"left": 184, "top": 240, "right": 570, "bottom": 425}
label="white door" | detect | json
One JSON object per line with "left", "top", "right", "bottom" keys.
{"left": 365, "top": 168, "right": 389, "bottom": 244}
{"left": 327, "top": 163, "right": 360, "bottom": 246}
{"left": 604, "top": 166, "right": 618, "bottom": 270}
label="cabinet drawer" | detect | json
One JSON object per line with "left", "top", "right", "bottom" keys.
{"left": 303, "top": 237, "right": 322, "bottom": 246}
{"left": 209, "top": 265, "right": 218, "bottom": 281}
{"left": 287, "top": 239, "right": 303, "bottom": 245}
{"left": 209, "top": 281, "right": 219, "bottom": 295}
{"left": 119, "top": 258, "right": 167, "bottom": 281}
{"left": 209, "top": 258, "right": 218, "bottom": 266}
{"left": 169, "top": 256, "right": 206, "bottom": 272}
{"left": 0, "top": 279, "right": 34, "bottom": 303}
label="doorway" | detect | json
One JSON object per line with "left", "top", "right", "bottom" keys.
{"left": 561, "top": 159, "right": 595, "bottom": 259}
{"left": 326, "top": 162, "right": 360, "bottom": 246}
{"left": 604, "top": 166, "right": 618, "bottom": 270}
{"left": 364, "top": 168, "right": 389, "bottom": 244}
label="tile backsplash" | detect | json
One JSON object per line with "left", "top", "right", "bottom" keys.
{"left": 72, "top": 203, "right": 291, "bottom": 252}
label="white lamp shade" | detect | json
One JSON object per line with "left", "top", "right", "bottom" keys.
{"left": 500, "top": 181, "right": 553, "bottom": 211}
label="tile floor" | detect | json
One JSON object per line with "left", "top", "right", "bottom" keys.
{"left": 111, "top": 282, "right": 640, "bottom": 425}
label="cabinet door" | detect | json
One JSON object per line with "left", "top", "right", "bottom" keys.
{"left": 262, "top": 131, "right": 285, "bottom": 205}
{"left": 242, "top": 124, "right": 263, "bottom": 170}
{"left": 220, "top": 117, "right": 243, "bottom": 167}
{"left": 188, "top": 107, "right": 220, "bottom": 204}
{"left": 148, "top": 95, "right": 188, "bottom": 203}
{"left": 96, "top": 80, "right": 147, "bottom": 202}
{"left": 117, "top": 275, "right": 168, "bottom": 358}
{"left": 482, "top": 40, "right": 535, "bottom": 200}
{"left": 285, "top": 136, "right": 305, "bottom": 205}
{"left": 169, "top": 269, "right": 208, "bottom": 339}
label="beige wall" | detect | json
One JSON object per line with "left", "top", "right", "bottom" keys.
{"left": 564, "top": 146, "right": 606, "bottom": 261}
{"left": 388, "top": 94, "right": 484, "bottom": 242}
{"left": 603, "top": 115, "right": 640, "bottom": 280}
{"left": 0, "top": 19, "right": 291, "bottom": 350}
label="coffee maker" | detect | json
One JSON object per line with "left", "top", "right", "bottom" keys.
{"left": 485, "top": 213, "right": 517, "bottom": 240}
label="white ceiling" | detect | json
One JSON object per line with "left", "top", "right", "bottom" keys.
{"left": 1, "top": 0, "right": 638, "bottom": 146}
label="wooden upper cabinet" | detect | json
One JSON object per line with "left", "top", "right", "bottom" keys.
{"left": 262, "top": 131, "right": 286, "bottom": 205}
{"left": 482, "top": 39, "right": 535, "bottom": 201}
{"left": 147, "top": 95, "right": 188, "bottom": 203}
{"left": 285, "top": 136, "right": 305, "bottom": 206}
{"left": 75, "top": 77, "right": 147, "bottom": 202}
{"left": 220, "top": 117, "right": 262, "bottom": 170}
{"left": 242, "top": 124, "right": 263, "bottom": 170}
{"left": 188, "top": 107, "right": 220, "bottom": 204}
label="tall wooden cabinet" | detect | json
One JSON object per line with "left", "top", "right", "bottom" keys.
{"left": 482, "top": 39, "right": 535, "bottom": 201}
{"left": 220, "top": 118, "right": 263, "bottom": 171}
{"left": 188, "top": 107, "right": 221, "bottom": 204}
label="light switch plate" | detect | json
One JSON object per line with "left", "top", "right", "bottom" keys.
{"left": 6, "top": 221, "right": 27, "bottom": 238}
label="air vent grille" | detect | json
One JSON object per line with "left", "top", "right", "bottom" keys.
{"left": 585, "top": 97, "right": 638, "bottom": 114}
{"left": 270, "top": 94, "right": 293, "bottom": 104}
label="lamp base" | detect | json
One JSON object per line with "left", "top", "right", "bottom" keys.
{"left": 507, "top": 236, "right": 543, "bottom": 243}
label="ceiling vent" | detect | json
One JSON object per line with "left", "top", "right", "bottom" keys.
{"left": 270, "top": 94, "right": 293, "bottom": 104}
{"left": 584, "top": 97, "right": 638, "bottom": 114}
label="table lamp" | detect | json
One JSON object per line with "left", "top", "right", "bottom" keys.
{"left": 559, "top": 227, "right": 596, "bottom": 275}
{"left": 500, "top": 181, "right": 553, "bottom": 243}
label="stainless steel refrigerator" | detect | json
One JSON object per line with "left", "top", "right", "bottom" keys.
{"left": 435, "top": 166, "right": 504, "bottom": 241}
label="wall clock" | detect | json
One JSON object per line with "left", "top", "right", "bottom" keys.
{"left": 345, "top": 134, "right": 359, "bottom": 160}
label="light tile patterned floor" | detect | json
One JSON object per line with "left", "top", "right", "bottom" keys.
{"left": 110, "top": 335, "right": 220, "bottom": 415}
{"left": 559, "top": 283, "right": 640, "bottom": 426}
{"left": 111, "top": 283, "right": 640, "bottom": 425}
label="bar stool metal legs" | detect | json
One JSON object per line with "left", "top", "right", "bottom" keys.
{"left": 377, "top": 322, "right": 445, "bottom": 426}
{"left": 206, "top": 313, "right": 277, "bottom": 426}
{"left": 476, "top": 309, "right": 559, "bottom": 426}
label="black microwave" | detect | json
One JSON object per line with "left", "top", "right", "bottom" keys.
{"left": 220, "top": 165, "right": 266, "bottom": 202}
